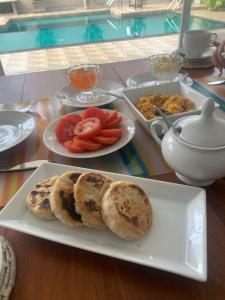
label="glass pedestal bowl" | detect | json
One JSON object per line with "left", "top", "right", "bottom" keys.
{"left": 147, "top": 53, "right": 183, "bottom": 82}
{"left": 66, "top": 64, "right": 102, "bottom": 104}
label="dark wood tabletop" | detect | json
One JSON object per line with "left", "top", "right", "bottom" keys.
{"left": 0, "top": 59, "right": 225, "bottom": 299}
{"left": 1, "top": 58, "right": 225, "bottom": 104}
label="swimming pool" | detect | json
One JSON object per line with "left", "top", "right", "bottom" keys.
{"left": 0, "top": 11, "right": 225, "bottom": 53}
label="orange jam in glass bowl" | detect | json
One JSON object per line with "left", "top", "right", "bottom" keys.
{"left": 66, "top": 64, "right": 102, "bottom": 91}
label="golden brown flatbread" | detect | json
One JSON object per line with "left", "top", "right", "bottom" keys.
{"left": 50, "top": 171, "right": 82, "bottom": 228}
{"left": 26, "top": 176, "right": 58, "bottom": 220}
{"left": 74, "top": 172, "right": 112, "bottom": 230}
{"left": 102, "top": 181, "right": 152, "bottom": 240}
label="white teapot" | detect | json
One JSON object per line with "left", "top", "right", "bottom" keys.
{"left": 150, "top": 98, "right": 225, "bottom": 187}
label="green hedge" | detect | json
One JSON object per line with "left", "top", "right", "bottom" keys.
{"left": 203, "top": 0, "right": 225, "bottom": 9}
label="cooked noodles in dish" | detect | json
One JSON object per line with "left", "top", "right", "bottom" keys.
{"left": 135, "top": 93, "right": 195, "bottom": 120}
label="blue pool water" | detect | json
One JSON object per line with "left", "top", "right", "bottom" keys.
{"left": 0, "top": 11, "right": 225, "bottom": 53}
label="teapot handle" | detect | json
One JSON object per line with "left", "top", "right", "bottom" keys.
{"left": 150, "top": 120, "right": 169, "bottom": 146}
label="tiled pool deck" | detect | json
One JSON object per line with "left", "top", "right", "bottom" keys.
{"left": 0, "top": 4, "right": 225, "bottom": 75}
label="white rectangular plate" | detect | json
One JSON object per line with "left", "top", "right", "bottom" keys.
{"left": 0, "top": 162, "right": 207, "bottom": 281}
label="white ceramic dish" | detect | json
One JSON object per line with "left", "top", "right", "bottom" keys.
{"left": 0, "top": 111, "right": 35, "bottom": 152}
{"left": 56, "top": 80, "right": 123, "bottom": 108}
{"left": 43, "top": 110, "right": 135, "bottom": 158}
{"left": 0, "top": 162, "right": 207, "bottom": 281}
{"left": 126, "top": 71, "right": 193, "bottom": 88}
{"left": 122, "top": 81, "right": 218, "bottom": 134}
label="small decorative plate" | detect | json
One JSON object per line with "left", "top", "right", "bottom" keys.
{"left": 56, "top": 80, "right": 123, "bottom": 108}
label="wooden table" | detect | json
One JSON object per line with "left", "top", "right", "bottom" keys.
{"left": 0, "top": 59, "right": 225, "bottom": 299}
{"left": 1, "top": 58, "right": 225, "bottom": 105}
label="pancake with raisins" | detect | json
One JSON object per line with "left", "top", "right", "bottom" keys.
{"left": 74, "top": 172, "right": 112, "bottom": 230}
{"left": 26, "top": 176, "right": 58, "bottom": 220}
{"left": 50, "top": 171, "right": 82, "bottom": 228}
{"left": 102, "top": 181, "right": 152, "bottom": 240}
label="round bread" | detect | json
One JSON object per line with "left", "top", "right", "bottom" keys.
{"left": 50, "top": 171, "right": 83, "bottom": 228}
{"left": 102, "top": 181, "right": 152, "bottom": 240}
{"left": 26, "top": 176, "right": 58, "bottom": 220}
{"left": 74, "top": 172, "right": 113, "bottom": 230}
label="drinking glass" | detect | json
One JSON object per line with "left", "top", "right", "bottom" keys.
{"left": 66, "top": 64, "right": 102, "bottom": 103}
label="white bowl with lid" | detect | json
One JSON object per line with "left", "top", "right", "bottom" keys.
{"left": 150, "top": 97, "right": 225, "bottom": 187}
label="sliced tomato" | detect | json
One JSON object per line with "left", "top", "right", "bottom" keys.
{"left": 104, "top": 111, "right": 110, "bottom": 118}
{"left": 82, "top": 107, "right": 107, "bottom": 126}
{"left": 93, "top": 136, "right": 118, "bottom": 145}
{"left": 55, "top": 114, "right": 82, "bottom": 143}
{"left": 63, "top": 114, "right": 82, "bottom": 124}
{"left": 64, "top": 140, "right": 84, "bottom": 153}
{"left": 103, "top": 116, "right": 122, "bottom": 129}
{"left": 74, "top": 117, "right": 101, "bottom": 139}
{"left": 73, "top": 136, "right": 102, "bottom": 151}
{"left": 99, "top": 128, "right": 122, "bottom": 138}
{"left": 105, "top": 110, "right": 118, "bottom": 124}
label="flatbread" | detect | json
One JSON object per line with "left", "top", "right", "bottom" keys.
{"left": 74, "top": 172, "right": 112, "bottom": 230}
{"left": 26, "top": 176, "right": 58, "bottom": 220}
{"left": 102, "top": 181, "right": 152, "bottom": 240}
{"left": 50, "top": 171, "right": 82, "bottom": 228}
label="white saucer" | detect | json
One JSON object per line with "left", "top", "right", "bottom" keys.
{"left": 126, "top": 71, "right": 193, "bottom": 88}
{"left": 184, "top": 47, "right": 215, "bottom": 60}
{"left": 0, "top": 111, "right": 35, "bottom": 152}
{"left": 43, "top": 110, "right": 135, "bottom": 159}
{"left": 56, "top": 80, "right": 123, "bottom": 108}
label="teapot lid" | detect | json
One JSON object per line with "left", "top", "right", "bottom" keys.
{"left": 176, "top": 98, "right": 225, "bottom": 148}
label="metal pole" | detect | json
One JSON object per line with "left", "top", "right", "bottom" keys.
{"left": 178, "top": 0, "right": 192, "bottom": 49}
{"left": 12, "top": 2, "right": 18, "bottom": 14}
{"left": 0, "top": 60, "right": 5, "bottom": 76}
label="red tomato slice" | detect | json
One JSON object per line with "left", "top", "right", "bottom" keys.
{"left": 100, "top": 128, "right": 122, "bottom": 138}
{"left": 64, "top": 140, "right": 84, "bottom": 153}
{"left": 63, "top": 114, "right": 82, "bottom": 124}
{"left": 93, "top": 136, "right": 118, "bottom": 145}
{"left": 73, "top": 136, "right": 102, "bottom": 151}
{"left": 82, "top": 107, "right": 107, "bottom": 126}
{"left": 103, "top": 116, "right": 122, "bottom": 129}
{"left": 55, "top": 114, "right": 82, "bottom": 143}
{"left": 105, "top": 110, "right": 118, "bottom": 124}
{"left": 74, "top": 117, "right": 101, "bottom": 139}
{"left": 104, "top": 111, "right": 110, "bottom": 118}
